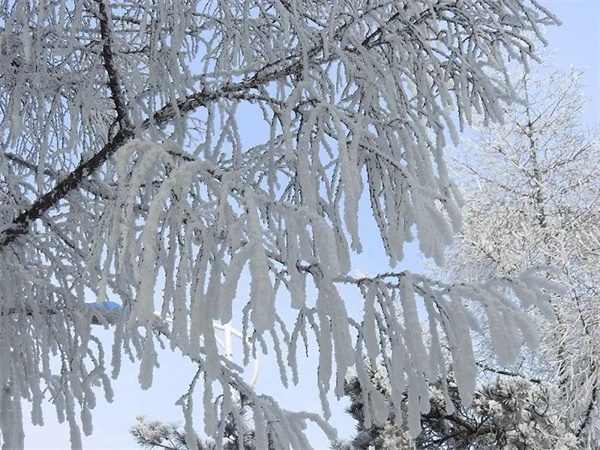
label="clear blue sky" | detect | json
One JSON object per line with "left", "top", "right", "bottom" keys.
{"left": 23, "top": 2, "right": 599, "bottom": 449}
{"left": 542, "top": 1, "right": 599, "bottom": 125}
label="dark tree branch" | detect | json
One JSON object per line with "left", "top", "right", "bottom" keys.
{"left": 577, "top": 366, "right": 598, "bottom": 439}
{"left": 0, "top": 127, "right": 135, "bottom": 248}
{"left": 0, "top": 23, "right": 331, "bottom": 250}
{"left": 476, "top": 362, "right": 542, "bottom": 384}
{"left": 1, "top": 8, "right": 407, "bottom": 252}
{"left": 96, "top": 0, "right": 132, "bottom": 129}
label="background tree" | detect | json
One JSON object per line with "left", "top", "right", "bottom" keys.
{"left": 443, "top": 69, "right": 600, "bottom": 445}
{"left": 131, "top": 404, "right": 268, "bottom": 450}
{"left": 333, "top": 369, "right": 577, "bottom": 449}
{"left": 0, "top": 0, "right": 559, "bottom": 448}
{"left": 131, "top": 417, "right": 203, "bottom": 450}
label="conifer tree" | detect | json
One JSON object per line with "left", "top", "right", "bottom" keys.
{"left": 334, "top": 369, "right": 577, "bottom": 449}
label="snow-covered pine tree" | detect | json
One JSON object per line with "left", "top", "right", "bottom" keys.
{"left": 131, "top": 403, "right": 269, "bottom": 450}
{"left": 0, "top": 1, "right": 560, "bottom": 447}
{"left": 443, "top": 69, "right": 600, "bottom": 446}
{"left": 131, "top": 417, "right": 206, "bottom": 450}
{"left": 333, "top": 368, "right": 578, "bottom": 449}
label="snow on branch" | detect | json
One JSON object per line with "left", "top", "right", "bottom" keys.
{"left": 0, "top": 0, "right": 560, "bottom": 448}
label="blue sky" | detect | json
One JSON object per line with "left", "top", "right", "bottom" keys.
{"left": 542, "top": 1, "right": 599, "bottom": 125}
{"left": 23, "top": 2, "right": 599, "bottom": 449}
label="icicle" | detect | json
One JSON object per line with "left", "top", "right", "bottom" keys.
{"left": 254, "top": 408, "right": 268, "bottom": 450}
{"left": 218, "top": 244, "right": 252, "bottom": 323}
{"left": 446, "top": 293, "right": 476, "bottom": 407}
{"left": 81, "top": 406, "right": 92, "bottom": 437}
{"left": 138, "top": 327, "right": 157, "bottom": 390}
{"left": 0, "top": 385, "right": 24, "bottom": 450}
{"left": 312, "top": 216, "right": 340, "bottom": 275}
{"left": 331, "top": 108, "right": 362, "bottom": 252}
{"left": 202, "top": 378, "right": 217, "bottom": 437}
{"left": 398, "top": 274, "right": 429, "bottom": 376}
{"left": 362, "top": 285, "right": 380, "bottom": 363}
{"left": 246, "top": 197, "right": 275, "bottom": 333}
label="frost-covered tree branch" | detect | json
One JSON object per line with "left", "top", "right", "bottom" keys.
{"left": 443, "top": 68, "right": 600, "bottom": 445}
{"left": 0, "top": 1, "right": 560, "bottom": 448}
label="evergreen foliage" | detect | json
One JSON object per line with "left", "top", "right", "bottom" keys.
{"left": 335, "top": 369, "right": 577, "bottom": 449}
{"left": 131, "top": 404, "right": 270, "bottom": 450}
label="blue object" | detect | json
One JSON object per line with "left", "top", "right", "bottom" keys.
{"left": 88, "top": 301, "right": 124, "bottom": 312}
{"left": 88, "top": 301, "right": 124, "bottom": 325}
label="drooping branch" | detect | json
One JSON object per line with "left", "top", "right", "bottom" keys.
{"left": 0, "top": 2, "right": 563, "bottom": 448}
{"left": 0, "top": 28, "right": 335, "bottom": 250}
{"left": 0, "top": 78, "right": 306, "bottom": 251}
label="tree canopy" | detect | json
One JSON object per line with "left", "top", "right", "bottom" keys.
{"left": 444, "top": 69, "right": 600, "bottom": 446}
{"left": 0, "top": 1, "right": 559, "bottom": 448}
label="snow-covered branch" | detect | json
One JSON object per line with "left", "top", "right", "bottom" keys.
{"left": 0, "top": 1, "right": 561, "bottom": 448}
{"left": 444, "top": 68, "right": 600, "bottom": 444}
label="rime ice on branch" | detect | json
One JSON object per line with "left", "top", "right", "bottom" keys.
{"left": 0, "top": 1, "right": 559, "bottom": 448}
{"left": 444, "top": 69, "right": 600, "bottom": 445}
